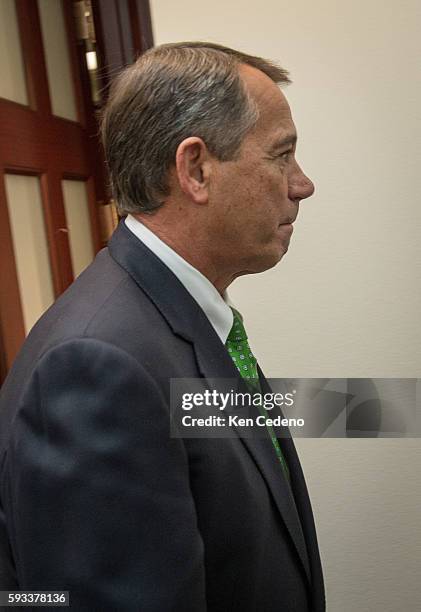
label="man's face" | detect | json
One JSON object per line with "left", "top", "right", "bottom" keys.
{"left": 207, "top": 65, "right": 315, "bottom": 279}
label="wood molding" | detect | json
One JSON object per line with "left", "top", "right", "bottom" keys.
{"left": 0, "top": 170, "right": 25, "bottom": 368}
{"left": 15, "top": 0, "right": 51, "bottom": 114}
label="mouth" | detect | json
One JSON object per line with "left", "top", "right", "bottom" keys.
{"left": 278, "top": 222, "right": 294, "bottom": 235}
{"left": 280, "top": 215, "right": 297, "bottom": 225}
{"left": 278, "top": 217, "right": 295, "bottom": 228}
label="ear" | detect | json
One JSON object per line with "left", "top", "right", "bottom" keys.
{"left": 175, "top": 137, "right": 211, "bottom": 204}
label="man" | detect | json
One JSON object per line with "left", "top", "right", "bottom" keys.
{"left": 0, "top": 42, "right": 325, "bottom": 610}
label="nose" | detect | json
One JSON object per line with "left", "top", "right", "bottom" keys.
{"left": 289, "top": 163, "right": 315, "bottom": 202}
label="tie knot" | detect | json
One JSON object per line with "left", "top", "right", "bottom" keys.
{"left": 227, "top": 308, "right": 248, "bottom": 343}
{"left": 225, "top": 308, "right": 259, "bottom": 384}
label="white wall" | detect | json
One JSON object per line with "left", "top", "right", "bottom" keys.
{"left": 150, "top": 1, "right": 421, "bottom": 609}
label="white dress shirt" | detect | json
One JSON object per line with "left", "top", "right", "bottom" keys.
{"left": 125, "top": 215, "right": 233, "bottom": 343}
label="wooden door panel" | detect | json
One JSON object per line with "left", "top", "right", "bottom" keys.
{"left": 0, "top": 170, "right": 26, "bottom": 369}
{"left": 0, "top": 0, "right": 153, "bottom": 382}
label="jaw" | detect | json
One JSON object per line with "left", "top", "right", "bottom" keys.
{"left": 224, "top": 248, "right": 290, "bottom": 287}
{"left": 197, "top": 233, "right": 291, "bottom": 293}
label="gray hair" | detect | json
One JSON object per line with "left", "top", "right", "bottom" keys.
{"left": 101, "top": 41, "right": 291, "bottom": 214}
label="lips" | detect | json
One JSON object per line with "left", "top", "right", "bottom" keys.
{"left": 279, "top": 214, "right": 297, "bottom": 225}
{"left": 279, "top": 218, "right": 296, "bottom": 226}
{"left": 278, "top": 223, "right": 293, "bottom": 234}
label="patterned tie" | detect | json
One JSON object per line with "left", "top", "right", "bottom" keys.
{"left": 226, "top": 308, "right": 290, "bottom": 480}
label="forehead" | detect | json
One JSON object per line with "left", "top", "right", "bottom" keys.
{"left": 239, "top": 64, "right": 296, "bottom": 142}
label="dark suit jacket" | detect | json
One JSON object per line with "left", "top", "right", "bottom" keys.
{"left": 0, "top": 221, "right": 325, "bottom": 611}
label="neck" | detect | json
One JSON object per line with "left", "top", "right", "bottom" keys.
{"left": 133, "top": 213, "right": 237, "bottom": 295}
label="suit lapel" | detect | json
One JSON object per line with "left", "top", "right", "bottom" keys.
{"left": 257, "top": 371, "right": 312, "bottom": 582}
{"left": 259, "top": 370, "right": 325, "bottom": 601}
{"left": 108, "top": 222, "right": 312, "bottom": 585}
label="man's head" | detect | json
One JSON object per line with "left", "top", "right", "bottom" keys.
{"left": 101, "top": 42, "right": 314, "bottom": 290}
{"left": 101, "top": 42, "right": 290, "bottom": 214}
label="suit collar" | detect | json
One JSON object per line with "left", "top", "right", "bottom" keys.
{"left": 109, "top": 221, "right": 204, "bottom": 343}
{"left": 124, "top": 215, "right": 233, "bottom": 343}
{"left": 108, "top": 220, "right": 312, "bottom": 585}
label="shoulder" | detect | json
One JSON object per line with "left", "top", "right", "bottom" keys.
{"left": 0, "top": 337, "right": 164, "bottom": 453}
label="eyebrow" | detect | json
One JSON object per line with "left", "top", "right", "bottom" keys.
{"left": 269, "top": 133, "right": 298, "bottom": 152}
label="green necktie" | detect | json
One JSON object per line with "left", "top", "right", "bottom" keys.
{"left": 226, "top": 308, "right": 290, "bottom": 480}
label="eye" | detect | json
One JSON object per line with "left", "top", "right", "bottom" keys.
{"left": 278, "top": 149, "right": 293, "bottom": 162}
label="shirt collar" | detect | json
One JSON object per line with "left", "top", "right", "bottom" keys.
{"left": 125, "top": 215, "right": 233, "bottom": 343}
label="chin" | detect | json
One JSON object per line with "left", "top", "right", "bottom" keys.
{"left": 268, "top": 251, "right": 287, "bottom": 270}
{"left": 267, "top": 242, "right": 289, "bottom": 266}
{"left": 247, "top": 249, "right": 288, "bottom": 274}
